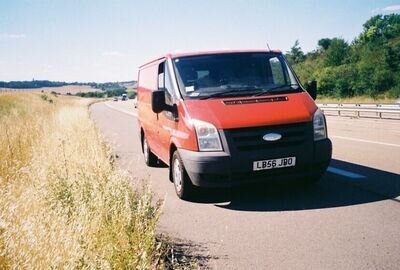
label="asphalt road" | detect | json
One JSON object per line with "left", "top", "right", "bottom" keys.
{"left": 90, "top": 100, "right": 400, "bottom": 270}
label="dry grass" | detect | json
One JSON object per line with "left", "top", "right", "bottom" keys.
{"left": 0, "top": 93, "right": 187, "bottom": 269}
{"left": 316, "top": 95, "right": 398, "bottom": 104}
{"left": 0, "top": 85, "right": 97, "bottom": 95}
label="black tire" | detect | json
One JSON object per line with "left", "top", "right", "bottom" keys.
{"left": 171, "top": 151, "right": 194, "bottom": 200}
{"left": 142, "top": 136, "right": 158, "bottom": 167}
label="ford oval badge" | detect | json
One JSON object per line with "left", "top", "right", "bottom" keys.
{"left": 263, "top": 133, "right": 282, "bottom": 142}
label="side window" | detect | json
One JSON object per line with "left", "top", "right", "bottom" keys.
{"left": 138, "top": 65, "right": 158, "bottom": 90}
{"left": 158, "top": 62, "right": 174, "bottom": 106}
{"left": 269, "top": 57, "right": 286, "bottom": 85}
{"left": 158, "top": 63, "right": 165, "bottom": 89}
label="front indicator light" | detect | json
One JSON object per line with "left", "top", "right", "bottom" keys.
{"left": 313, "top": 109, "right": 327, "bottom": 141}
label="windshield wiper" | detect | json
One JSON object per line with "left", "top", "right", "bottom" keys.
{"left": 253, "top": 84, "right": 300, "bottom": 97}
{"left": 223, "top": 85, "right": 264, "bottom": 91}
{"left": 199, "top": 89, "right": 253, "bottom": 100}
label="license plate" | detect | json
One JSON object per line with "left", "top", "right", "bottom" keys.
{"left": 253, "top": 157, "right": 296, "bottom": 171}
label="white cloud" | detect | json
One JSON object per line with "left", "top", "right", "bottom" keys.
{"left": 0, "top": 33, "right": 26, "bottom": 39}
{"left": 371, "top": 7, "right": 380, "bottom": 14}
{"left": 371, "top": 5, "right": 400, "bottom": 14}
{"left": 102, "top": 51, "right": 125, "bottom": 57}
{"left": 381, "top": 5, "right": 400, "bottom": 12}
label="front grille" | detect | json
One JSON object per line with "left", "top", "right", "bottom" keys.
{"left": 224, "top": 122, "right": 310, "bottom": 152}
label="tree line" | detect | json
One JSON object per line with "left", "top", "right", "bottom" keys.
{"left": 286, "top": 14, "right": 400, "bottom": 99}
{"left": 0, "top": 80, "right": 72, "bottom": 89}
{"left": 0, "top": 80, "right": 136, "bottom": 91}
{"left": 75, "top": 88, "right": 128, "bottom": 98}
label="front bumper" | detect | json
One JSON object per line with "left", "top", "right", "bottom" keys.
{"left": 179, "top": 139, "right": 332, "bottom": 188}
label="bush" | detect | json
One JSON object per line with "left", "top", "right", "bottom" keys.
{"left": 324, "top": 38, "right": 349, "bottom": 66}
{"left": 388, "top": 85, "right": 400, "bottom": 98}
{"left": 316, "top": 65, "right": 357, "bottom": 98}
{"left": 127, "top": 91, "right": 137, "bottom": 99}
{"left": 75, "top": 91, "right": 105, "bottom": 98}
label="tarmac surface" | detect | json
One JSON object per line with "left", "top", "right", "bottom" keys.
{"left": 90, "top": 100, "right": 400, "bottom": 270}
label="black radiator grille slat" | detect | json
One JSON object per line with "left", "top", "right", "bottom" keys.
{"left": 223, "top": 96, "right": 288, "bottom": 105}
{"left": 225, "top": 122, "right": 310, "bottom": 152}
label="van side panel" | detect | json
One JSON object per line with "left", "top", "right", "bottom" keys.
{"left": 170, "top": 101, "right": 198, "bottom": 152}
{"left": 137, "top": 61, "right": 163, "bottom": 156}
{"left": 145, "top": 60, "right": 199, "bottom": 164}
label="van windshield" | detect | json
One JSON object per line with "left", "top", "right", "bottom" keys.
{"left": 172, "top": 52, "right": 301, "bottom": 99}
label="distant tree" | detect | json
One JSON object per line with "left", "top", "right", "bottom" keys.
{"left": 286, "top": 40, "right": 306, "bottom": 64}
{"left": 291, "top": 14, "right": 400, "bottom": 98}
{"left": 324, "top": 38, "right": 349, "bottom": 66}
{"left": 318, "top": 38, "right": 332, "bottom": 50}
{"left": 384, "top": 43, "right": 400, "bottom": 72}
{"left": 358, "top": 14, "right": 400, "bottom": 45}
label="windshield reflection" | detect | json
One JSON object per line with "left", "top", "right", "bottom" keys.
{"left": 173, "top": 52, "right": 300, "bottom": 99}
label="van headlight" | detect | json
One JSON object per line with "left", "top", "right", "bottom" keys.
{"left": 313, "top": 109, "right": 327, "bottom": 141}
{"left": 192, "top": 119, "right": 223, "bottom": 151}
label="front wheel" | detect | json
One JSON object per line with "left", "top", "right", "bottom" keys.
{"left": 143, "top": 136, "right": 158, "bottom": 167}
{"left": 171, "top": 151, "right": 194, "bottom": 200}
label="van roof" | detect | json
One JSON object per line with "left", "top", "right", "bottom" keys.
{"left": 167, "top": 49, "right": 282, "bottom": 58}
{"left": 139, "top": 49, "right": 283, "bottom": 68}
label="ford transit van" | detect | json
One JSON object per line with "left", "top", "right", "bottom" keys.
{"left": 137, "top": 50, "right": 332, "bottom": 199}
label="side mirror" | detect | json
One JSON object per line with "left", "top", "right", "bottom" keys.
{"left": 151, "top": 90, "right": 166, "bottom": 113}
{"left": 306, "top": 80, "right": 317, "bottom": 100}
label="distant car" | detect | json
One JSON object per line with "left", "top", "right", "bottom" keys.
{"left": 113, "top": 97, "right": 118, "bottom": 101}
{"left": 121, "top": 93, "right": 127, "bottom": 101}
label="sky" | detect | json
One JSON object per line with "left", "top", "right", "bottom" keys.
{"left": 0, "top": 0, "right": 399, "bottom": 82}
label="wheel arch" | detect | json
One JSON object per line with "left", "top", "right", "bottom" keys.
{"left": 140, "top": 128, "right": 145, "bottom": 153}
{"left": 169, "top": 143, "right": 177, "bottom": 182}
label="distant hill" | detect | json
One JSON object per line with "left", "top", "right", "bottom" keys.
{"left": 0, "top": 80, "right": 73, "bottom": 89}
{"left": 120, "top": 80, "right": 137, "bottom": 89}
{"left": 0, "top": 80, "right": 137, "bottom": 90}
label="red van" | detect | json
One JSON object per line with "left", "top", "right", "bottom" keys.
{"left": 137, "top": 50, "right": 332, "bottom": 199}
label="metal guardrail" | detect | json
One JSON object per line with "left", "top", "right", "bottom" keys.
{"left": 318, "top": 103, "right": 400, "bottom": 119}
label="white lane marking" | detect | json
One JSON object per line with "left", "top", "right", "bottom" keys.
{"left": 331, "top": 135, "right": 400, "bottom": 148}
{"left": 104, "top": 101, "right": 138, "bottom": 117}
{"left": 327, "top": 166, "right": 366, "bottom": 179}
